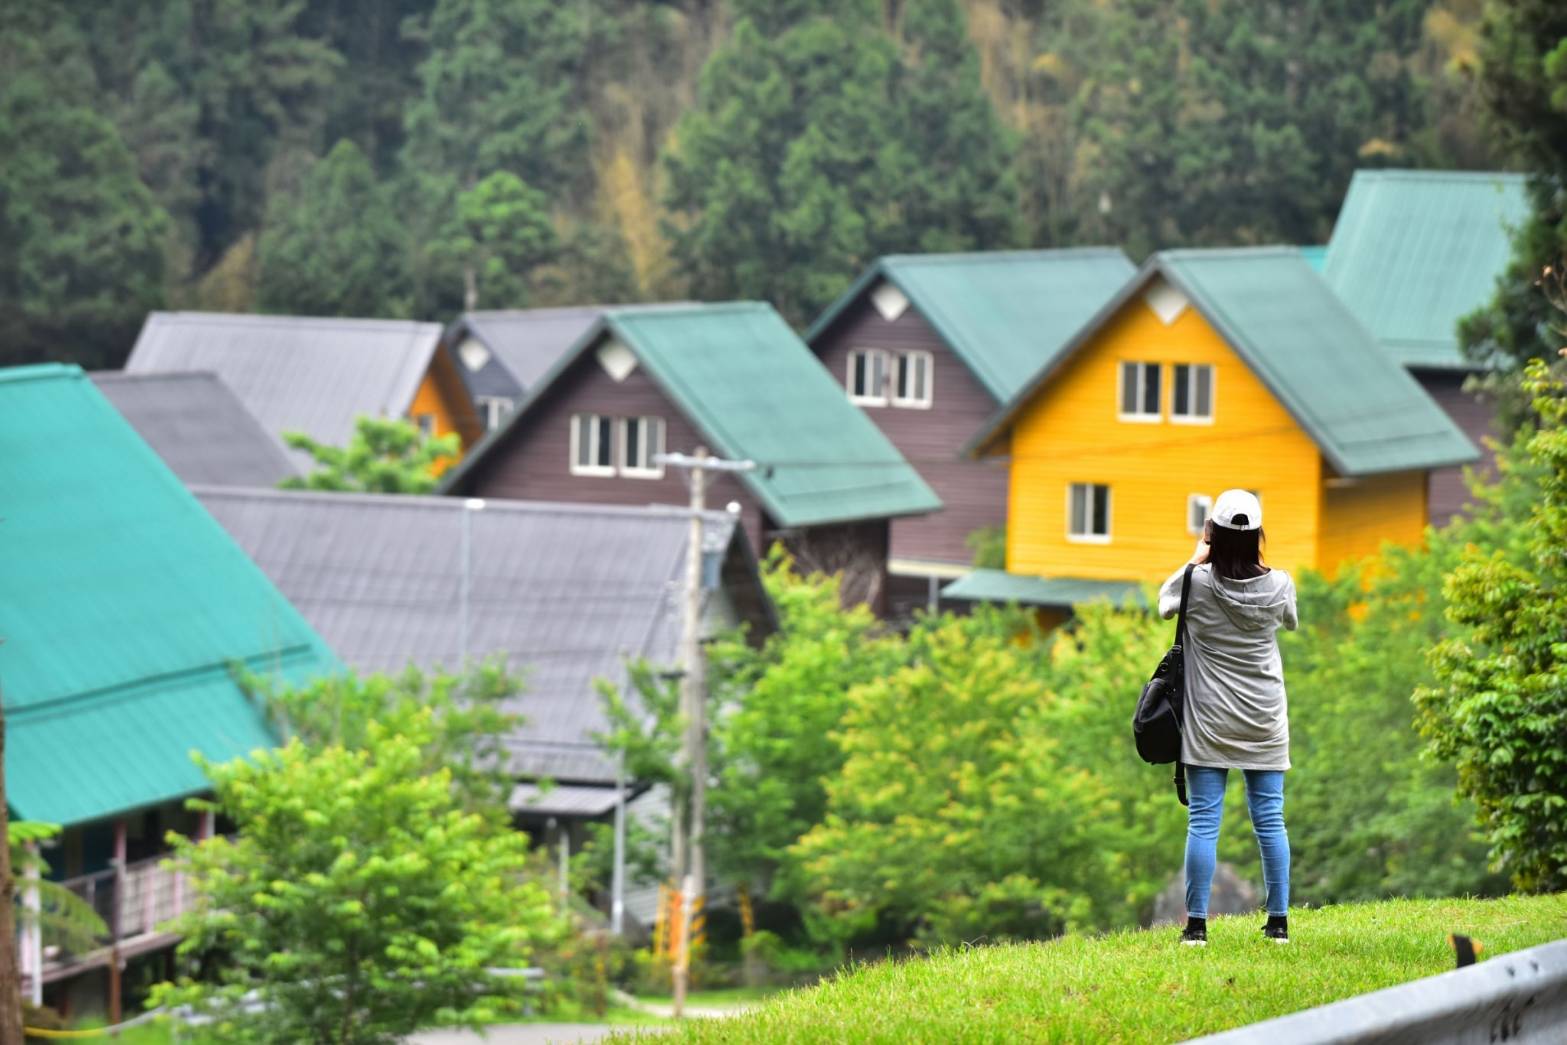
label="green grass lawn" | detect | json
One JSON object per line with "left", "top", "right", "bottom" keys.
{"left": 633, "top": 986, "right": 779, "bottom": 1009}
{"left": 622, "top": 893, "right": 1567, "bottom": 1043}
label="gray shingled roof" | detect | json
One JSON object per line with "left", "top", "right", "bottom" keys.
{"left": 193, "top": 488, "right": 768, "bottom": 784}
{"left": 91, "top": 371, "right": 299, "bottom": 488}
{"left": 126, "top": 312, "right": 444, "bottom": 467}
{"left": 453, "top": 307, "right": 604, "bottom": 397}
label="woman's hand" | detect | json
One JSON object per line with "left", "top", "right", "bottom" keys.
{"left": 1190, "top": 536, "right": 1210, "bottom": 565}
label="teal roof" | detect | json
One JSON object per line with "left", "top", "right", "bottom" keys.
{"left": 443, "top": 303, "right": 940, "bottom": 528}
{"left": 972, "top": 248, "right": 1480, "bottom": 477}
{"left": 806, "top": 249, "right": 1136, "bottom": 402}
{"left": 942, "top": 569, "right": 1144, "bottom": 609}
{"left": 0, "top": 365, "right": 338, "bottom": 826}
{"left": 1297, "top": 246, "right": 1327, "bottom": 272}
{"left": 1323, "top": 169, "right": 1530, "bottom": 370}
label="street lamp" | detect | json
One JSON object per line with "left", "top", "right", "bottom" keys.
{"left": 459, "top": 498, "right": 485, "bottom": 665}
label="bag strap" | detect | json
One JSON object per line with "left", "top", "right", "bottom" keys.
{"left": 1175, "top": 563, "right": 1195, "bottom": 647}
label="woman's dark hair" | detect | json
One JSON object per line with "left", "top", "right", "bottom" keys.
{"left": 1204, "top": 518, "right": 1268, "bottom": 579}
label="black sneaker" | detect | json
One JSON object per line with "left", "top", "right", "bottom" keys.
{"left": 1181, "top": 917, "right": 1207, "bottom": 947}
{"left": 1261, "top": 917, "right": 1289, "bottom": 944}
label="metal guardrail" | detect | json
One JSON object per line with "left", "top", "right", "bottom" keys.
{"left": 1186, "top": 937, "right": 1567, "bottom": 1044}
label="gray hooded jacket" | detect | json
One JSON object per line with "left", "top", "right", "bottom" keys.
{"left": 1158, "top": 563, "right": 1298, "bottom": 771}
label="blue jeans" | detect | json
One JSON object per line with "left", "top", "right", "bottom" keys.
{"left": 1184, "top": 766, "right": 1290, "bottom": 918}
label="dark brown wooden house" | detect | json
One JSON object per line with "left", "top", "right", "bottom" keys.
{"left": 440, "top": 302, "right": 939, "bottom": 612}
{"left": 806, "top": 249, "right": 1135, "bottom": 616}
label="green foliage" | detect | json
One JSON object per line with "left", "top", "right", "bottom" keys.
{"left": 256, "top": 661, "right": 524, "bottom": 814}
{"left": 1417, "top": 359, "right": 1567, "bottom": 891}
{"left": 432, "top": 171, "right": 559, "bottom": 310}
{"left": 661, "top": 0, "right": 1020, "bottom": 324}
{"left": 707, "top": 553, "right": 902, "bottom": 902}
{"left": 964, "top": 526, "right": 1006, "bottom": 570}
{"left": 280, "top": 415, "right": 460, "bottom": 494}
{"left": 256, "top": 139, "right": 413, "bottom": 317}
{"left": 0, "top": 3, "right": 169, "bottom": 369}
{"left": 149, "top": 711, "right": 563, "bottom": 1043}
{"left": 11, "top": 822, "right": 109, "bottom": 955}
{"left": 1457, "top": 0, "right": 1567, "bottom": 374}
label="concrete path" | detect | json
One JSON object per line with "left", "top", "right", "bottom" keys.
{"left": 410, "top": 1024, "right": 630, "bottom": 1045}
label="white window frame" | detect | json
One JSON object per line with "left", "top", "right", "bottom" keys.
{"left": 1187, "top": 493, "right": 1213, "bottom": 536}
{"left": 891, "top": 350, "right": 934, "bottom": 409}
{"left": 1171, "top": 363, "right": 1216, "bottom": 424}
{"left": 476, "top": 395, "right": 514, "bottom": 432}
{"left": 1117, "top": 361, "right": 1162, "bottom": 423}
{"left": 619, "top": 416, "right": 666, "bottom": 479}
{"left": 1066, "top": 482, "right": 1112, "bottom": 544}
{"left": 569, "top": 413, "right": 615, "bottom": 477}
{"left": 846, "top": 348, "right": 890, "bottom": 406}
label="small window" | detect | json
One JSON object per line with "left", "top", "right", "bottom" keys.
{"left": 892, "top": 351, "right": 933, "bottom": 408}
{"left": 476, "top": 396, "right": 514, "bottom": 432}
{"left": 847, "top": 349, "right": 889, "bottom": 406}
{"left": 1067, "top": 483, "right": 1111, "bottom": 542}
{"left": 1187, "top": 494, "right": 1212, "bottom": 535}
{"left": 1172, "top": 364, "right": 1214, "bottom": 422}
{"left": 620, "top": 416, "right": 665, "bottom": 478}
{"left": 414, "top": 413, "right": 436, "bottom": 437}
{"left": 570, "top": 413, "right": 615, "bottom": 476}
{"left": 1118, "top": 362, "right": 1161, "bottom": 421}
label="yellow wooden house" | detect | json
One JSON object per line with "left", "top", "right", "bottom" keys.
{"left": 947, "top": 247, "right": 1478, "bottom": 616}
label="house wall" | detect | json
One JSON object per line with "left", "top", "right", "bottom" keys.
{"left": 1317, "top": 469, "right": 1428, "bottom": 570}
{"left": 1005, "top": 292, "right": 1326, "bottom": 581}
{"left": 410, "top": 349, "right": 485, "bottom": 455}
{"left": 1414, "top": 369, "right": 1497, "bottom": 527}
{"left": 812, "top": 293, "right": 1008, "bottom": 572}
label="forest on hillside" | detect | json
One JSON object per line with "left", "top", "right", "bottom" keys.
{"left": 0, "top": 0, "right": 1504, "bottom": 370}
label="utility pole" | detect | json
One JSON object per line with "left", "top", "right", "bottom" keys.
{"left": 655, "top": 449, "right": 753, "bottom": 1019}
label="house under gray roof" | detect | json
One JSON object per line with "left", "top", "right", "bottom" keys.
{"left": 126, "top": 312, "right": 445, "bottom": 467}
{"left": 193, "top": 488, "right": 773, "bottom": 786}
{"left": 91, "top": 371, "right": 298, "bottom": 488}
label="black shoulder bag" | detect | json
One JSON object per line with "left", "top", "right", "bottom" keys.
{"left": 1133, "top": 564, "right": 1193, "bottom": 806}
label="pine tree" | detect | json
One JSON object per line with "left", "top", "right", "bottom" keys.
{"left": 256, "top": 139, "right": 412, "bottom": 317}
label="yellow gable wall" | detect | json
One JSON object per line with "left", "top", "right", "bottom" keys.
{"left": 1318, "top": 469, "right": 1428, "bottom": 569}
{"left": 1006, "top": 286, "right": 1324, "bottom": 582}
{"left": 408, "top": 350, "right": 484, "bottom": 475}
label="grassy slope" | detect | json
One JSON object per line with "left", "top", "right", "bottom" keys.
{"left": 631, "top": 894, "right": 1567, "bottom": 1044}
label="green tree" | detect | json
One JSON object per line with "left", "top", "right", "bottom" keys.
{"left": 257, "top": 662, "right": 524, "bottom": 814}
{"left": 662, "top": 0, "right": 1018, "bottom": 325}
{"left": 257, "top": 139, "right": 413, "bottom": 317}
{"left": 281, "top": 416, "right": 459, "bottom": 495}
{"left": 0, "top": 6, "right": 169, "bottom": 369}
{"left": 1416, "top": 358, "right": 1567, "bottom": 892}
{"left": 1458, "top": 0, "right": 1567, "bottom": 372}
{"left": 433, "top": 172, "right": 559, "bottom": 310}
{"left": 149, "top": 711, "right": 562, "bottom": 1042}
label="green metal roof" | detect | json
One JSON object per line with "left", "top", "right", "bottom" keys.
{"left": 806, "top": 249, "right": 1136, "bottom": 403}
{"left": 971, "top": 248, "right": 1480, "bottom": 478}
{"left": 1297, "top": 246, "right": 1327, "bottom": 272}
{"left": 1322, "top": 169, "right": 1530, "bottom": 370}
{"left": 0, "top": 364, "right": 338, "bottom": 826}
{"left": 941, "top": 569, "right": 1144, "bottom": 609}
{"left": 444, "top": 303, "right": 941, "bottom": 529}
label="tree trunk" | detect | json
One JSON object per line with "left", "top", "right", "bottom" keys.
{"left": 0, "top": 681, "right": 28, "bottom": 1042}
{"left": 463, "top": 263, "right": 479, "bottom": 312}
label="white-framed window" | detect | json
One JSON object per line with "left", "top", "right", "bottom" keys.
{"left": 569, "top": 413, "right": 615, "bottom": 476}
{"left": 1187, "top": 493, "right": 1213, "bottom": 535}
{"left": 620, "top": 416, "right": 665, "bottom": 479}
{"left": 891, "top": 351, "right": 934, "bottom": 408}
{"left": 476, "top": 395, "right": 514, "bottom": 432}
{"left": 1172, "top": 363, "right": 1215, "bottom": 422}
{"left": 1118, "top": 361, "right": 1162, "bottom": 421}
{"left": 847, "top": 348, "right": 889, "bottom": 406}
{"left": 1067, "top": 482, "right": 1111, "bottom": 542}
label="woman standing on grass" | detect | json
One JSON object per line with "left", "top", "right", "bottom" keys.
{"left": 1158, "top": 489, "right": 1297, "bottom": 947}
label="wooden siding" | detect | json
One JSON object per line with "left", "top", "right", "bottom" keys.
{"left": 1318, "top": 469, "right": 1428, "bottom": 570}
{"left": 1005, "top": 291, "right": 1326, "bottom": 580}
{"left": 411, "top": 349, "right": 485, "bottom": 449}
{"left": 812, "top": 292, "right": 1007, "bottom": 569}
{"left": 453, "top": 340, "right": 891, "bottom": 611}
{"left": 1414, "top": 370, "right": 1497, "bottom": 527}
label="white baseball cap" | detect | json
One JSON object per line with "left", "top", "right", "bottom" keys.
{"left": 1211, "top": 489, "right": 1262, "bottom": 531}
